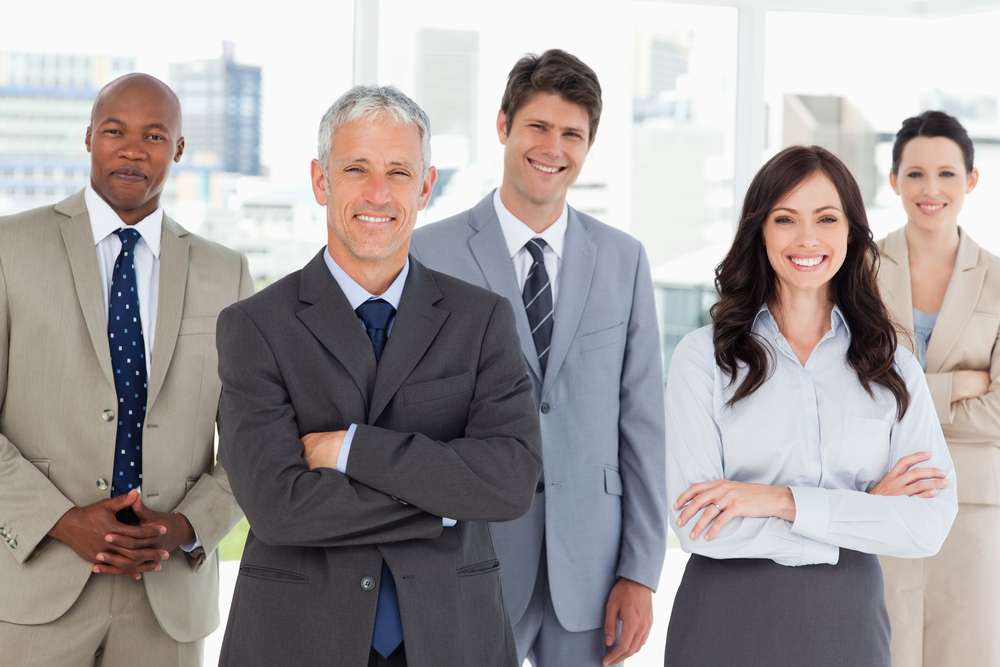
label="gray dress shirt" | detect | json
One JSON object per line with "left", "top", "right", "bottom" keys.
{"left": 666, "top": 305, "right": 958, "bottom": 566}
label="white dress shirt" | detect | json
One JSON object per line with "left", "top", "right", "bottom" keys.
{"left": 665, "top": 305, "right": 958, "bottom": 566}
{"left": 86, "top": 186, "right": 161, "bottom": 376}
{"left": 493, "top": 189, "right": 567, "bottom": 304}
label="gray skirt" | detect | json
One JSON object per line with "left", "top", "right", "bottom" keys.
{"left": 664, "top": 549, "right": 890, "bottom": 667}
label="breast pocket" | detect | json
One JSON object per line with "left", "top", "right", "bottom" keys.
{"left": 400, "top": 371, "right": 475, "bottom": 406}
{"left": 838, "top": 417, "right": 893, "bottom": 490}
{"left": 577, "top": 321, "right": 625, "bottom": 353}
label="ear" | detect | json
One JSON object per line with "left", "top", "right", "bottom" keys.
{"left": 889, "top": 170, "right": 899, "bottom": 194}
{"left": 496, "top": 110, "right": 509, "bottom": 144}
{"left": 85, "top": 126, "right": 93, "bottom": 153}
{"left": 311, "top": 159, "right": 329, "bottom": 206}
{"left": 174, "top": 136, "right": 185, "bottom": 163}
{"left": 967, "top": 166, "right": 980, "bottom": 194}
{"left": 418, "top": 166, "right": 438, "bottom": 210}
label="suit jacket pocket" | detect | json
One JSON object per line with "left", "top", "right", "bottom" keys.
{"left": 578, "top": 322, "right": 625, "bottom": 353}
{"left": 28, "top": 458, "right": 51, "bottom": 478}
{"left": 604, "top": 466, "right": 623, "bottom": 496}
{"left": 401, "top": 371, "right": 475, "bottom": 406}
{"left": 239, "top": 563, "right": 308, "bottom": 584}
{"left": 179, "top": 316, "right": 218, "bottom": 336}
{"left": 456, "top": 558, "right": 500, "bottom": 576}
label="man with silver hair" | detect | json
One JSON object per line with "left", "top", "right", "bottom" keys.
{"left": 215, "top": 85, "right": 542, "bottom": 667}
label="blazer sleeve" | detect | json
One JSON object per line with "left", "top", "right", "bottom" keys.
{"left": 344, "top": 296, "right": 543, "bottom": 522}
{"left": 933, "top": 322, "right": 1000, "bottom": 444}
{"left": 613, "top": 246, "right": 667, "bottom": 591}
{"left": 0, "top": 254, "right": 75, "bottom": 564}
{"left": 216, "top": 301, "right": 445, "bottom": 548}
{"left": 172, "top": 254, "right": 255, "bottom": 567}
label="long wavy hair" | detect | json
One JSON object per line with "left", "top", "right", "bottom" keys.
{"left": 711, "top": 145, "right": 909, "bottom": 418}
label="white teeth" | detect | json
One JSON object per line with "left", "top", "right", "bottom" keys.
{"left": 529, "top": 160, "right": 561, "bottom": 174}
{"left": 919, "top": 203, "right": 944, "bottom": 212}
{"left": 791, "top": 256, "right": 824, "bottom": 267}
{"left": 357, "top": 215, "right": 391, "bottom": 223}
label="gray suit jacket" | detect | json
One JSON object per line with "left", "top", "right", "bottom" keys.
{"left": 0, "top": 191, "right": 250, "bottom": 642}
{"left": 216, "top": 251, "right": 542, "bottom": 667}
{"left": 412, "top": 192, "right": 667, "bottom": 632}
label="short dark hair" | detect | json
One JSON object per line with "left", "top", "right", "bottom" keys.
{"left": 891, "top": 110, "right": 974, "bottom": 174}
{"left": 500, "top": 49, "right": 602, "bottom": 144}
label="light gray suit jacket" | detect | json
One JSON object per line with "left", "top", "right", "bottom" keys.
{"left": 0, "top": 191, "right": 251, "bottom": 642}
{"left": 412, "top": 192, "right": 667, "bottom": 632}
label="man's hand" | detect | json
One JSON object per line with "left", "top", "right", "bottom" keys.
{"left": 675, "top": 480, "right": 796, "bottom": 541}
{"left": 301, "top": 431, "right": 347, "bottom": 470}
{"left": 952, "top": 370, "right": 991, "bottom": 402}
{"left": 48, "top": 490, "right": 163, "bottom": 579}
{"left": 100, "top": 493, "right": 195, "bottom": 573}
{"left": 602, "top": 578, "right": 653, "bottom": 666}
{"left": 870, "top": 452, "right": 947, "bottom": 498}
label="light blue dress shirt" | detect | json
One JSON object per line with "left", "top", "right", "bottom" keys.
{"left": 665, "top": 305, "right": 957, "bottom": 566}
{"left": 912, "top": 307, "right": 938, "bottom": 371}
{"left": 322, "top": 249, "right": 455, "bottom": 527}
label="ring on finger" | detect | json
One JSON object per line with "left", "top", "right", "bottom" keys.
{"left": 711, "top": 503, "right": 723, "bottom": 512}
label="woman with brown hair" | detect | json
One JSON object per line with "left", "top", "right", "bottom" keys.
{"left": 662, "top": 145, "right": 957, "bottom": 666}
{"left": 877, "top": 110, "right": 1000, "bottom": 667}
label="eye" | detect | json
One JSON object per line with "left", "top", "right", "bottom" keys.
{"left": 564, "top": 132, "right": 582, "bottom": 141}
{"left": 529, "top": 123, "right": 545, "bottom": 131}
{"left": 344, "top": 166, "right": 365, "bottom": 174}
{"left": 146, "top": 133, "right": 165, "bottom": 142}
{"left": 906, "top": 171, "right": 922, "bottom": 178}
{"left": 773, "top": 215, "right": 794, "bottom": 225}
{"left": 103, "top": 128, "right": 122, "bottom": 136}
{"left": 389, "top": 170, "right": 411, "bottom": 178}
{"left": 940, "top": 170, "right": 956, "bottom": 178}
{"left": 818, "top": 215, "right": 838, "bottom": 224}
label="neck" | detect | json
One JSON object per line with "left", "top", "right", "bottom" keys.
{"left": 91, "top": 181, "right": 158, "bottom": 226}
{"left": 770, "top": 284, "right": 834, "bottom": 345}
{"left": 498, "top": 183, "right": 564, "bottom": 234}
{"left": 327, "top": 244, "right": 405, "bottom": 296}
{"left": 904, "top": 221, "right": 960, "bottom": 265}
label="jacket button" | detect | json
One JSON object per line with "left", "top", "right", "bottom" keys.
{"left": 536, "top": 481, "right": 545, "bottom": 493}
{"left": 540, "top": 402, "right": 550, "bottom": 414}
{"left": 101, "top": 409, "right": 115, "bottom": 422}
{"left": 361, "top": 576, "right": 376, "bottom": 591}
{"left": 96, "top": 478, "right": 109, "bottom": 491}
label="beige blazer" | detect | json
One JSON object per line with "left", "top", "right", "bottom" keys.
{"left": 0, "top": 191, "right": 252, "bottom": 642}
{"left": 877, "top": 227, "right": 1000, "bottom": 506}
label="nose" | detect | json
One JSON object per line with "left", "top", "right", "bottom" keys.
{"left": 797, "top": 222, "right": 820, "bottom": 248}
{"left": 539, "top": 129, "right": 561, "bottom": 158}
{"left": 118, "top": 136, "right": 147, "bottom": 161}
{"left": 362, "top": 173, "right": 391, "bottom": 207}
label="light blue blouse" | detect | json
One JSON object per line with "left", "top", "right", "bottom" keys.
{"left": 912, "top": 308, "right": 938, "bottom": 371}
{"left": 665, "top": 305, "right": 957, "bottom": 566}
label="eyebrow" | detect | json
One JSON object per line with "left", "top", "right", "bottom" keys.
{"left": 98, "top": 117, "right": 172, "bottom": 133}
{"left": 902, "top": 164, "right": 960, "bottom": 170}
{"left": 522, "top": 117, "right": 587, "bottom": 135}
{"left": 771, "top": 206, "right": 843, "bottom": 214}
{"left": 342, "top": 157, "right": 416, "bottom": 169}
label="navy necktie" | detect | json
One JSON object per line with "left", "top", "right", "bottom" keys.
{"left": 355, "top": 298, "right": 402, "bottom": 658}
{"left": 108, "top": 228, "right": 148, "bottom": 498}
{"left": 522, "top": 238, "right": 554, "bottom": 375}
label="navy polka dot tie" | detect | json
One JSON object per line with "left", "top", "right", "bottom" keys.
{"left": 108, "top": 228, "right": 147, "bottom": 498}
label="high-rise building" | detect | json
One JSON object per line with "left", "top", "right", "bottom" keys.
{"left": 0, "top": 51, "right": 134, "bottom": 211}
{"left": 170, "top": 43, "right": 262, "bottom": 176}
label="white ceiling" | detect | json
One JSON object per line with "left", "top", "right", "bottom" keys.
{"left": 673, "top": 0, "right": 1000, "bottom": 17}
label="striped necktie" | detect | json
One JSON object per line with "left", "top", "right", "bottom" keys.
{"left": 522, "top": 238, "right": 554, "bottom": 375}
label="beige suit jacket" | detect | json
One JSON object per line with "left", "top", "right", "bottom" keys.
{"left": 0, "top": 191, "right": 252, "bottom": 642}
{"left": 877, "top": 227, "right": 1000, "bottom": 506}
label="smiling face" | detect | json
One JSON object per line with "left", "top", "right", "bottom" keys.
{"left": 497, "top": 92, "right": 590, "bottom": 220}
{"left": 890, "top": 135, "right": 978, "bottom": 234}
{"left": 762, "top": 170, "right": 849, "bottom": 299}
{"left": 311, "top": 115, "right": 435, "bottom": 278}
{"left": 86, "top": 76, "right": 184, "bottom": 225}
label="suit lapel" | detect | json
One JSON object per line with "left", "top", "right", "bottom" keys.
{"left": 879, "top": 228, "right": 915, "bottom": 352}
{"left": 369, "top": 260, "right": 448, "bottom": 424}
{"left": 466, "top": 193, "right": 542, "bottom": 381}
{"left": 147, "top": 216, "right": 190, "bottom": 410}
{"left": 542, "top": 208, "right": 596, "bottom": 397}
{"left": 925, "top": 229, "right": 985, "bottom": 373}
{"left": 57, "top": 194, "right": 115, "bottom": 388}
{"left": 296, "top": 251, "right": 377, "bottom": 409}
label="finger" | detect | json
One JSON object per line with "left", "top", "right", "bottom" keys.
{"left": 104, "top": 532, "right": 161, "bottom": 550}
{"left": 130, "top": 493, "right": 152, "bottom": 520}
{"left": 705, "top": 507, "right": 737, "bottom": 540}
{"left": 103, "top": 489, "right": 140, "bottom": 512}
{"left": 899, "top": 468, "right": 946, "bottom": 485}
{"left": 674, "top": 480, "right": 721, "bottom": 509}
{"left": 906, "top": 478, "right": 948, "bottom": 496}
{"left": 96, "top": 552, "right": 162, "bottom": 574}
{"left": 917, "top": 489, "right": 938, "bottom": 498}
{"left": 891, "top": 452, "right": 932, "bottom": 476}
{"left": 690, "top": 504, "right": 721, "bottom": 540}
{"left": 678, "top": 490, "right": 721, "bottom": 527}
{"left": 604, "top": 619, "right": 637, "bottom": 666}
{"left": 603, "top": 600, "right": 619, "bottom": 647}
{"left": 103, "top": 543, "right": 170, "bottom": 562}
{"left": 104, "top": 523, "right": 164, "bottom": 543}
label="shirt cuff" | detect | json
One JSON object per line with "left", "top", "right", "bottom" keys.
{"left": 442, "top": 517, "right": 457, "bottom": 528}
{"left": 789, "top": 486, "right": 831, "bottom": 543}
{"left": 336, "top": 424, "right": 357, "bottom": 474}
{"left": 180, "top": 535, "right": 202, "bottom": 553}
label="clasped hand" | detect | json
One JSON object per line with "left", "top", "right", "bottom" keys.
{"left": 676, "top": 451, "right": 947, "bottom": 540}
{"left": 49, "top": 489, "right": 195, "bottom": 580}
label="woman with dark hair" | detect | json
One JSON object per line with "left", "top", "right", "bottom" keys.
{"left": 877, "top": 110, "right": 1000, "bottom": 667}
{"left": 662, "top": 145, "right": 957, "bottom": 667}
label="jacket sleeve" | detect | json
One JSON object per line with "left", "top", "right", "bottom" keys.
{"left": 344, "top": 296, "right": 543, "bottom": 522}
{"left": 932, "top": 322, "right": 1000, "bottom": 444}
{"left": 216, "top": 302, "right": 444, "bottom": 548}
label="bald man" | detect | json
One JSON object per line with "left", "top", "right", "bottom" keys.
{"left": 0, "top": 74, "right": 251, "bottom": 666}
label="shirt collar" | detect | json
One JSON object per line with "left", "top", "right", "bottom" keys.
{"left": 751, "top": 303, "right": 851, "bottom": 340}
{"left": 84, "top": 185, "right": 163, "bottom": 258}
{"left": 323, "top": 249, "right": 409, "bottom": 312}
{"left": 492, "top": 189, "right": 568, "bottom": 260}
